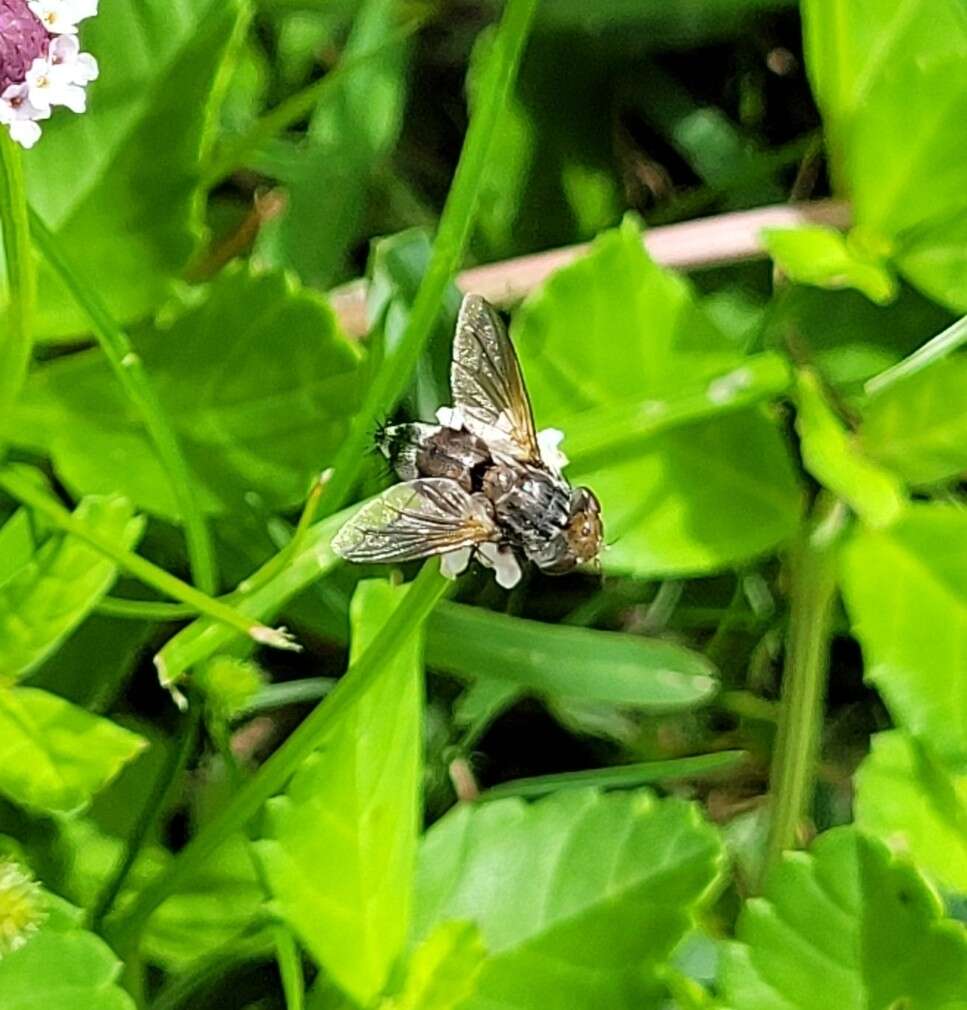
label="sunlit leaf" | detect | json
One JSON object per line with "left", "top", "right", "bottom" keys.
{"left": 0, "top": 496, "right": 144, "bottom": 680}
{"left": 802, "top": 0, "right": 967, "bottom": 310}
{"left": 0, "top": 688, "right": 146, "bottom": 815}
{"left": 841, "top": 504, "right": 967, "bottom": 770}
{"left": 415, "top": 788, "right": 725, "bottom": 1009}
{"left": 15, "top": 0, "right": 248, "bottom": 339}
{"left": 855, "top": 731, "right": 967, "bottom": 894}
{"left": 762, "top": 226, "right": 896, "bottom": 304}
{"left": 794, "top": 369, "right": 905, "bottom": 527}
{"left": 10, "top": 267, "right": 361, "bottom": 520}
{"left": 258, "top": 579, "right": 424, "bottom": 1005}
{"left": 0, "top": 893, "right": 134, "bottom": 1010}
{"left": 860, "top": 354, "right": 967, "bottom": 486}
{"left": 722, "top": 827, "right": 967, "bottom": 1009}
{"left": 512, "top": 218, "right": 801, "bottom": 576}
{"left": 0, "top": 509, "right": 35, "bottom": 588}
{"left": 429, "top": 603, "right": 718, "bottom": 710}
{"left": 382, "top": 922, "right": 486, "bottom": 1010}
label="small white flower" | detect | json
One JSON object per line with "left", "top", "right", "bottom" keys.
{"left": 26, "top": 37, "right": 97, "bottom": 113}
{"left": 0, "top": 81, "right": 49, "bottom": 148}
{"left": 27, "top": 0, "right": 97, "bottom": 35}
{"left": 49, "top": 32, "right": 98, "bottom": 83}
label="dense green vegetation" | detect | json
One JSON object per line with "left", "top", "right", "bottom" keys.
{"left": 0, "top": 1, "right": 964, "bottom": 1008}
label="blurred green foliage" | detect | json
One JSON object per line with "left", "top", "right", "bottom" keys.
{"left": 0, "top": 0, "right": 965, "bottom": 1008}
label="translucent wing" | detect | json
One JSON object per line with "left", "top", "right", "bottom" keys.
{"left": 450, "top": 294, "right": 540, "bottom": 462}
{"left": 332, "top": 478, "right": 498, "bottom": 564}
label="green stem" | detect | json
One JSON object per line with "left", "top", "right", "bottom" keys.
{"left": 90, "top": 706, "right": 202, "bottom": 930}
{"left": 28, "top": 210, "right": 218, "bottom": 594}
{"left": 97, "top": 597, "right": 198, "bottom": 621}
{"left": 480, "top": 751, "right": 749, "bottom": 801}
{"left": 315, "top": 0, "right": 540, "bottom": 517}
{"left": 865, "top": 313, "right": 967, "bottom": 396}
{"left": 0, "top": 467, "right": 295, "bottom": 651}
{"left": 762, "top": 496, "right": 845, "bottom": 883}
{"left": 0, "top": 132, "right": 36, "bottom": 453}
{"left": 202, "top": 17, "right": 424, "bottom": 188}
{"left": 210, "top": 724, "right": 304, "bottom": 1010}
{"left": 105, "top": 561, "right": 448, "bottom": 952}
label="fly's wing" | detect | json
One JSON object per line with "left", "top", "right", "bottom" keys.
{"left": 332, "top": 478, "right": 498, "bottom": 564}
{"left": 450, "top": 294, "right": 541, "bottom": 463}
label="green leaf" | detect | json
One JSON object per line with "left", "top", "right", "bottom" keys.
{"left": 722, "top": 827, "right": 967, "bottom": 1009}
{"left": 0, "top": 496, "right": 144, "bottom": 680}
{"left": 414, "top": 789, "right": 725, "bottom": 1010}
{"left": 802, "top": 0, "right": 967, "bottom": 310}
{"left": 794, "top": 369, "right": 905, "bottom": 527}
{"left": 841, "top": 504, "right": 967, "bottom": 770}
{"left": 855, "top": 731, "right": 967, "bottom": 894}
{"left": 382, "top": 922, "right": 487, "bottom": 1010}
{"left": 0, "top": 687, "right": 146, "bottom": 815}
{"left": 258, "top": 579, "right": 424, "bottom": 1005}
{"left": 255, "top": 0, "right": 410, "bottom": 286}
{"left": 0, "top": 893, "right": 134, "bottom": 1010}
{"left": 511, "top": 218, "right": 801, "bottom": 576}
{"left": 428, "top": 604, "right": 719, "bottom": 710}
{"left": 0, "top": 509, "right": 35, "bottom": 588}
{"left": 860, "top": 354, "right": 967, "bottom": 486}
{"left": 762, "top": 226, "right": 897, "bottom": 304}
{"left": 10, "top": 267, "right": 361, "bottom": 520}
{"left": 141, "top": 835, "right": 265, "bottom": 970}
{"left": 15, "top": 0, "right": 248, "bottom": 340}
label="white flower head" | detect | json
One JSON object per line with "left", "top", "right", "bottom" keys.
{"left": 0, "top": 3, "right": 99, "bottom": 147}
{"left": 27, "top": 0, "right": 97, "bottom": 35}
{"left": 0, "top": 82, "right": 49, "bottom": 148}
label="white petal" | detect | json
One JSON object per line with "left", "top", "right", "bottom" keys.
{"left": 440, "top": 546, "right": 472, "bottom": 580}
{"left": 74, "top": 53, "right": 99, "bottom": 83}
{"left": 537, "top": 427, "right": 568, "bottom": 471}
{"left": 477, "top": 542, "right": 522, "bottom": 589}
{"left": 8, "top": 120, "right": 42, "bottom": 149}
{"left": 54, "top": 82, "right": 87, "bottom": 113}
{"left": 435, "top": 405, "right": 465, "bottom": 430}
{"left": 49, "top": 34, "right": 81, "bottom": 62}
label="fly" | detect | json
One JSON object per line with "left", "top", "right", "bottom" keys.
{"left": 332, "top": 294, "right": 603, "bottom": 588}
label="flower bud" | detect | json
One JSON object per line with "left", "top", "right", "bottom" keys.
{"left": 0, "top": 1, "right": 48, "bottom": 93}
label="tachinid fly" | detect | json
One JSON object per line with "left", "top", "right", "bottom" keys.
{"left": 332, "top": 294, "right": 603, "bottom": 588}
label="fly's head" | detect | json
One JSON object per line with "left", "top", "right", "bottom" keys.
{"left": 532, "top": 486, "right": 603, "bottom": 575}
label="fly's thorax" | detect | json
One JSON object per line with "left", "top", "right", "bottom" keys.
{"left": 484, "top": 463, "right": 572, "bottom": 546}
{"left": 529, "top": 485, "right": 604, "bottom": 574}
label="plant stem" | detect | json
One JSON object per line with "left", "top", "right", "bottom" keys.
{"left": 865, "top": 313, "right": 967, "bottom": 396}
{"left": 315, "top": 0, "right": 540, "bottom": 516}
{"left": 0, "top": 467, "right": 295, "bottom": 650}
{"left": 105, "top": 561, "right": 448, "bottom": 953}
{"left": 0, "top": 132, "right": 36, "bottom": 454}
{"left": 90, "top": 705, "right": 202, "bottom": 930}
{"left": 762, "top": 496, "right": 846, "bottom": 884}
{"left": 210, "top": 723, "right": 304, "bottom": 1010}
{"left": 97, "top": 597, "right": 198, "bottom": 621}
{"left": 203, "top": 18, "right": 425, "bottom": 188}
{"left": 28, "top": 211, "right": 218, "bottom": 594}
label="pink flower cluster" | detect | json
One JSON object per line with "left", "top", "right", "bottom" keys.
{"left": 0, "top": 0, "right": 97, "bottom": 148}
